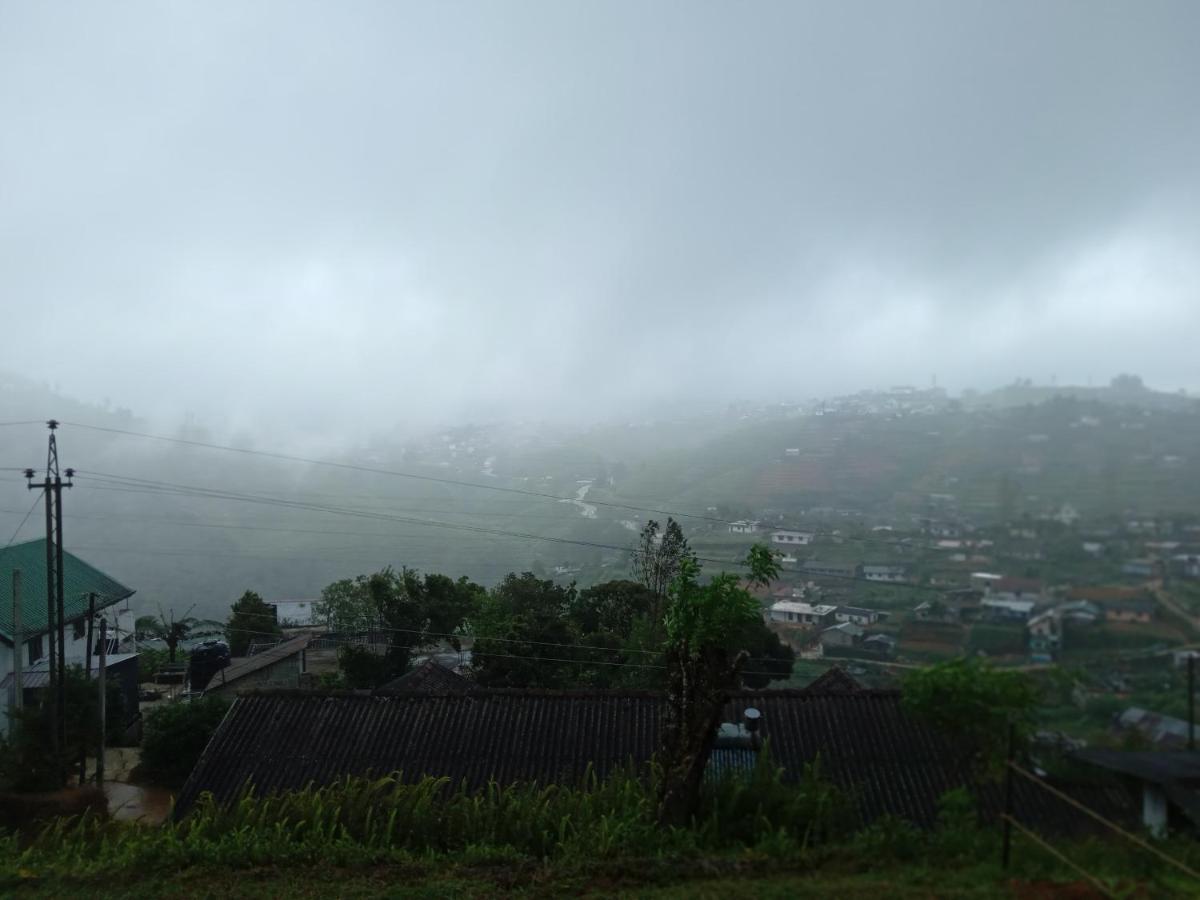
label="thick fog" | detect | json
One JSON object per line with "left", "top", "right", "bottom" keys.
{"left": 2, "top": 1, "right": 1198, "bottom": 438}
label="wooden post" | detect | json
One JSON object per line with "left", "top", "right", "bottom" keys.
{"left": 1002, "top": 721, "right": 1015, "bottom": 868}
{"left": 10, "top": 570, "right": 22, "bottom": 713}
{"left": 96, "top": 619, "right": 107, "bottom": 786}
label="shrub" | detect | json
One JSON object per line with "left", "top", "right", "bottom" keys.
{"left": 139, "top": 696, "right": 230, "bottom": 787}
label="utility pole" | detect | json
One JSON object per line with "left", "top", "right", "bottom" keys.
{"left": 25, "top": 419, "right": 74, "bottom": 786}
{"left": 96, "top": 618, "right": 107, "bottom": 786}
{"left": 10, "top": 569, "right": 21, "bottom": 714}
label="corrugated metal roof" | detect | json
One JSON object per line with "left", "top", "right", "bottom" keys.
{"left": 0, "top": 539, "right": 135, "bottom": 642}
{"left": 378, "top": 659, "right": 472, "bottom": 694}
{"left": 204, "top": 636, "right": 309, "bottom": 692}
{"left": 176, "top": 687, "right": 1139, "bottom": 833}
{"left": 0, "top": 654, "right": 138, "bottom": 690}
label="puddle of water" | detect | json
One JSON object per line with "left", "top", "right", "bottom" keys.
{"left": 104, "top": 781, "right": 174, "bottom": 824}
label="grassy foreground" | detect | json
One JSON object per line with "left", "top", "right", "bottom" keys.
{"left": 2, "top": 769, "right": 1196, "bottom": 898}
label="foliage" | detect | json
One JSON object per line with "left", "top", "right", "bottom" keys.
{"left": 631, "top": 517, "right": 696, "bottom": 608}
{"left": 902, "top": 657, "right": 1039, "bottom": 772}
{"left": 336, "top": 645, "right": 393, "bottom": 690}
{"left": 138, "top": 696, "right": 230, "bottom": 787}
{"left": 0, "top": 666, "right": 125, "bottom": 791}
{"left": 657, "top": 545, "right": 778, "bottom": 826}
{"left": 319, "top": 568, "right": 482, "bottom": 682}
{"left": 470, "top": 573, "right": 581, "bottom": 687}
{"left": 135, "top": 608, "right": 222, "bottom": 663}
{"left": 224, "top": 591, "right": 280, "bottom": 656}
{"left": 136, "top": 647, "right": 170, "bottom": 683}
{"left": 736, "top": 618, "right": 796, "bottom": 689}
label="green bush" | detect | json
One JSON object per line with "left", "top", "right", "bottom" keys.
{"left": 139, "top": 697, "right": 230, "bottom": 787}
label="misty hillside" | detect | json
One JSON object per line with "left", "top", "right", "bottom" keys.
{"left": 3, "top": 373, "right": 1197, "bottom": 622}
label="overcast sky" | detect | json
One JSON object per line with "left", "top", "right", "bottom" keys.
{"left": 2, "top": 1, "right": 1198, "bottom": 438}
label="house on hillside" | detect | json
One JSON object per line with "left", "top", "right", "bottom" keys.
{"left": 834, "top": 606, "right": 886, "bottom": 626}
{"left": 1066, "top": 587, "right": 1155, "bottom": 624}
{"left": 1111, "top": 707, "right": 1192, "bottom": 749}
{"left": 769, "top": 600, "right": 837, "bottom": 628}
{"left": 861, "top": 634, "right": 897, "bottom": 658}
{"left": 1120, "top": 559, "right": 1160, "bottom": 579}
{"left": 981, "top": 596, "right": 1036, "bottom": 623}
{"left": 1072, "top": 750, "right": 1200, "bottom": 837}
{"left": 820, "top": 622, "right": 863, "bottom": 649}
{"left": 989, "top": 576, "right": 1044, "bottom": 605}
{"left": 728, "top": 520, "right": 760, "bottom": 534}
{"left": 1, "top": 539, "right": 137, "bottom": 737}
{"left": 802, "top": 561, "right": 861, "bottom": 580}
{"left": 771, "top": 530, "right": 813, "bottom": 546}
{"left": 203, "top": 636, "right": 309, "bottom": 696}
{"left": 862, "top": 565, "right": 907, "bottom": 583}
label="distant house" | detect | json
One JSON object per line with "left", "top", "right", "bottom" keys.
{"left": 861, "top": 634, "right": 897, "bottom": 657}
{"left": 203, "top": 636, "right": 309, "bottom": 697}
{"left": 834, "top": 606, "right": 886, "bottom": 626}
{"left": 768, "top": 600, "right": 838, "bottom": 628}
{"left": 1, "top": 539, "right": 137, "bottom": 738}
{"left": 981, "top": 596, "right": 1035, "bottom": 622}
{"left": 1066, "top": 587, "right": 1155, "bottom": 624}
{"left": 266, "top": 599, "right": 319, "bottom": 628}
{"left": 970, "top": 572, "right": 1004, "bottom": 591}
{"left": 1120, "top": 559, "right": 1160, "bottom": 579}
{"left": 990, "top": 577, "right": 1044, "bottom": 604}
{"left": 863, "top": 565, "right": 907, "bottom": 583}
{"left": 802, "top": 561, "right": 861, "bottom": 580}
{"left": 1171, "top": 555, "right": 1200, "bottom": 579}
{"left": 0, "top": 653, "right": 140, "bottom": 727}
{"left": 1081, "top": 542, "right": 1105, "bottom": 558}
{"left": 1111, "top": 706, "right": 1192, "bottom": 749}
{"left": 771, "top": 530, "right": 813, "bottom": 546}
{"left": 1026, "top": 611, "right": 1060, "bottom": 662}
{"left": 729, "top": 520, "right": 760, "bottom": 534}
{"left": 820, "top": 622, "right": 863, "bottom": 648}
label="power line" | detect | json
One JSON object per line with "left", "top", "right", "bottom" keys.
{"left": 70, "top": 472, "right": 941, "bottom": 593}
{"left": 57, "top": 420, "right": 929, "bottom": 551}
{"left": 0, "top": 421, "right": 45, "bottom": 427}
{"left": 3, "top": 494, "right": 42, "bottom": 549}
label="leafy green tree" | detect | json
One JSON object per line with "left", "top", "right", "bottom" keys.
{"left": 336, "top": 644, "right": 393, "bottom": 689}
{"left": 226, "top": 590, "right": 281, "bottom": 656}
{"left": 631, "top": 518, "right": 696, "bottom": 617}
{"left": 656, "top": 544, "right": 779, "bottom": 826}
{"left": 135, "top": 607, "right": 222, "bottom": 663}
{"left": 470, "top": 573, "right": 580, "bottom": 687}
{"left": 317, "top": 567, "right": 482, "bottom": 684}
{"left": 902, "top": 657, "right": 1039, "bottom": 773}
{"left": 736, "top": 618, "right": 796, "bottom": 689}
{"left": 569, "top": 579, "right": 657, "bottom": 638}
{"left": 0, "top": 666, "right": 124, "bottom": 791}
{"left": 139, "top": 695, "right": 230, "bottom": 787}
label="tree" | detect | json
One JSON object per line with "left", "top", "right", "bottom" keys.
{"left": 317, "top": 567, "right": 482, "bottom": 685}
{"left": 135, "top": 607, "right": 222, "bottom": 663}
{"left": 902, "top": 657, "right": 1039, "bottom": 773}
{"left": 0, "top": 666, "right": 124, "bottom": 791}
{"left": 656, "top": 544, "right": 779, "bottom": 826}
{"left": 631, "top": 518, "right": 695, "bottom": 622}
{"left": 226, "top": 590, "right": 281, "bottom": 656}
{"left": 470, "top": 573, "right": 580, "bottom": 687}
{"left": 736, "top": 618, "right": 795, "bottom": 690}
{"left": 139, "top": 695, "right": 230, "bottom": 787}
{"left": 568, "top": 579, "right": 657, "bottom": 638}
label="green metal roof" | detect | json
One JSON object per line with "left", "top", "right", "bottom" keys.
{"left": 0, "top": 539, "right": 135, "bottom": 643}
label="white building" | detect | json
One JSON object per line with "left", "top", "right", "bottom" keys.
{"left": 729, "top": 520, "right": 761, "bottom": 534}
{"left": 771, "top": 530, "right": 813, "bottom": 545}
{"left": 267, "top": 599, "right": 320, "bottom": 628}
{"left": 769, "top": 600, "right": 838, "bottom": 627}
{"left": 862, "top": 565, "right": 907, "bottom": 583}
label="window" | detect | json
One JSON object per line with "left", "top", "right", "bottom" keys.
{"left": 27, "top": 634, "right": 43, "bottom": 664}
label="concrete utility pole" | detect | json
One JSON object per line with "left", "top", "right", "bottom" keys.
{"left": 96, "top": 618, "right": 107, "bottom": 786}
{"left": 10, "top": 569, "right": 22, "bottom": 714}
{"left": 25, "top": 419, "right": 74, "bottom": 786}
